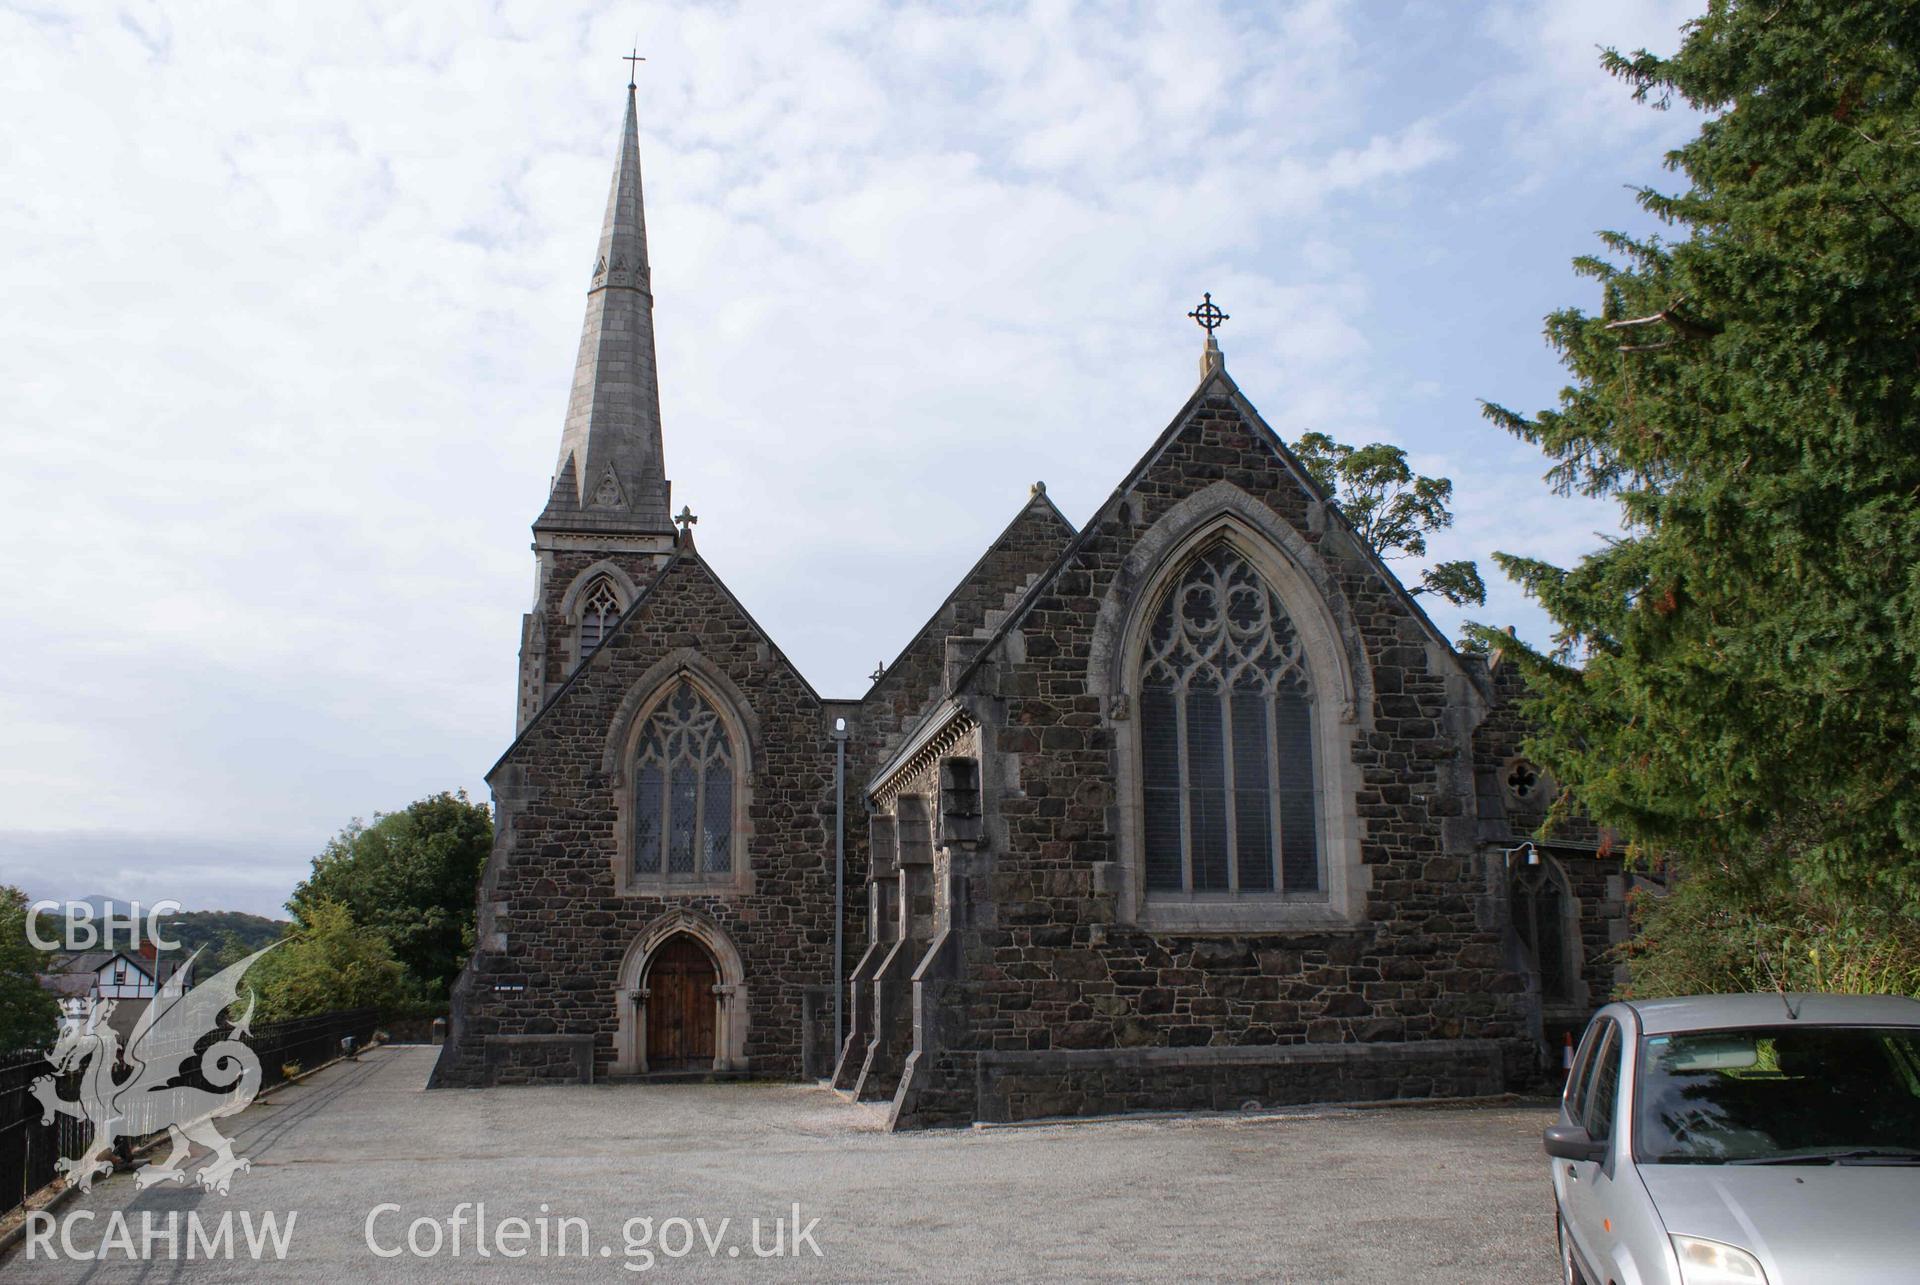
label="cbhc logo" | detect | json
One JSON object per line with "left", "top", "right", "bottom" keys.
{"left": 27, "top": 900, "right": 184, "bottom": 953}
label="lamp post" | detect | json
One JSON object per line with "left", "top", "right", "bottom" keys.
{"left": 831, "top": 715, "right": 849, "bottom": 1071}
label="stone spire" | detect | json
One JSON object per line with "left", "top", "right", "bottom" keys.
{"left": 537, "top": 84, "right": 673, "bottom": 534}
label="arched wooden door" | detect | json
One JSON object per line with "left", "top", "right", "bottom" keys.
{"left": 645, "top": 935, "right": 718, "bottom": 1070}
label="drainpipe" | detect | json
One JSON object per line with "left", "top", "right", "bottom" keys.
{"left": 831, "top": 715, "right": 849, "bottom": 1068}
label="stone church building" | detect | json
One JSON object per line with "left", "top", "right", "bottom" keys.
{"left": 431, "top": 87, "right": 1625, "bottom": 1125}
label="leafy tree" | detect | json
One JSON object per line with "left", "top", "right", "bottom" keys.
{"left": 212, "top": 929, "right": 265, "bottom": 972}
{"left": 0, "top": 885, "right": 61, "bottom": 1051}
{"left": 247, "top": 900, "right": 408, "bottom": 1022}
{"left": 287, "top": 792, "right": 491, "bottom": 1001}
{"left": 157, "top": 910, "right": 287, "bottom": 960}
{"left": 1290, "top": 432, "right": 1486, "bottom": 606}
{"left": 1479, "top": 4, "right": 1920, "bottom": 919}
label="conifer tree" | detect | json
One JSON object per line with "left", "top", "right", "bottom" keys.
{"left": 1481, "top": 2, "right": 1920, "bottom": 908}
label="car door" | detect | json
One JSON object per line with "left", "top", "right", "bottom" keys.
{"left": 1559, "top": 1017, "right": 1622, "bottom": 1282}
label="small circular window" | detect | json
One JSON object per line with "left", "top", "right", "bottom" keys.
{"left": 1502, "top": 757, "right": 1553, "bottom": 807}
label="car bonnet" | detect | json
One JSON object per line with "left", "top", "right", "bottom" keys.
{"left": 1637, "top": 1163, "right": 1920, "bottom": 1285}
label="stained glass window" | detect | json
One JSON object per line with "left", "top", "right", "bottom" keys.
{"left": 1140, "top": 543, "right": 1321, "bottom": 895}
{"left": 632, "top": 682, "right": 737, "bottom": 881}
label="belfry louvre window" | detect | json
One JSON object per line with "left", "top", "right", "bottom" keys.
{"left": 578, "top": 577, "right": 622, "bottom": 658}
{"left": 1140, "top": 543, "right": 1321, "bottom": 895}
{"left": 632, "top": 682, "right": 735, "bottom": 879}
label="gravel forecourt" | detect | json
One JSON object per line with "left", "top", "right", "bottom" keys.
{"left": 6, "top": 1045, "right": 1561, "bottom": 1282}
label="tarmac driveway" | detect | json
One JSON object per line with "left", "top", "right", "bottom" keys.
{"left": 7, "top": 1045, "right": 1559, "bottom": 1282}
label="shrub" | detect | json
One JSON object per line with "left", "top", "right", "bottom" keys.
{"left": 247, "top": 899, "right": 408, "bottom": 1021}
{"left": 1621, "top": 870, "right": 1920, "bottom": 1000}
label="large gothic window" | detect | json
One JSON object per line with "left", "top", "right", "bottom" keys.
{"left": 1139, "top": 543, "right": 1321, "bottom": 896}
{"left": 577, "top": 577, "right": 622, "bottom": 659}
{"left": 632, "top": 682, "right": 737, "bottom": 880}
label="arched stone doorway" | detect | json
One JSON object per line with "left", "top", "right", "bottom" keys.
{"left": 645, "top": 936, "right": 717, "bottom": 1069}
{"left": 613, "top": 910, "right": 749, "bottom": 1075}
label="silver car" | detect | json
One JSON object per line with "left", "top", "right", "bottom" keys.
{"left": 1546, "top": 992, "right": 1920, "bottom": 1285}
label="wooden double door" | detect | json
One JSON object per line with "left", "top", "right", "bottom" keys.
{"left": 646, "top": 935, "right": 717, "bottom": 1070}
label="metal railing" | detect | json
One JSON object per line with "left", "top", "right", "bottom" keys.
{"left": 0, "top": 1007, "right": 378, "bottom": 1219}
{"left": 0, "top": 1051, "right": 90, "bottom": 1220}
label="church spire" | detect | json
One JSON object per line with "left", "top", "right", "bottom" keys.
{"left": 537, "top": 81, "right": 673, "bottom": 534}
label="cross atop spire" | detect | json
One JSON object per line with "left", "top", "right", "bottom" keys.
{"left": 623, "top": 47, "right": 644, "bottom": 90}
{"left": 1188, "top": 291, "right": 1229, "bottom": 380}
{"left": 536, "top": 81, "right": 674, "bottom": 536}
{"left": 1188, "top": 292, "right": 1228, "bottom": 334}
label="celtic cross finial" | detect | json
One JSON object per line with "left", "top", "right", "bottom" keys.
{"left": 1187, "top": 292, "right": 1228, "bottom": 335}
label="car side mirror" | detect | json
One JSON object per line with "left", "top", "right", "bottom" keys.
{"left": 1543, "top": 1123, "right": 1607, "bottom": 1163}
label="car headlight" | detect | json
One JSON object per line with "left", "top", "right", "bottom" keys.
{"left": 1672, "top": 1235, "right": 1768, "bottom": 1285}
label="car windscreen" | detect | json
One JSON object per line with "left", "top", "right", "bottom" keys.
{"left": 1635, "top": 1024, "right": 1920, "bottom": 1164}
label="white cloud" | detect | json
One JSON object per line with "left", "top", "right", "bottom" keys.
{"left": 0, "top": 0, "right": 1674, "bottom": 905}
{"left": 1476, "top": 0, "right": 1703, "bottom": 185}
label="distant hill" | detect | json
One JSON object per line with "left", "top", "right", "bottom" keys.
{"left": 158, "top": 910, "right": 288, "bottom": 958}
{"left": 76, "top": 894, "right": 138, "bottom": 919}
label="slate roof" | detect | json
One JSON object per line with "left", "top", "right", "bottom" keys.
{"left": 38, "top": 972, "right": 94, "bottom": 999}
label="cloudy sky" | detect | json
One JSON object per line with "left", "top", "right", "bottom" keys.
{"left": 1, "top": 0, "right": 1701, "bottom": 915}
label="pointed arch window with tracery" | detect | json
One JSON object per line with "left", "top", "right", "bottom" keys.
{"left": 1139, "top": 542, "right": 1322, "bottom": 897}
{"left": 577, "top": 577, "right": 623, "bottom": 659}
{"left": 632, "top": 682, "right": 737, "bottom": 881}
{"left": 1512, "top": 859, "right": 1575, "bottom": 1002}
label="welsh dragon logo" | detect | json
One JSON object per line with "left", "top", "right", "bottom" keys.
{"left": 31, "top": 945, "right": 275, "bottom": 1195}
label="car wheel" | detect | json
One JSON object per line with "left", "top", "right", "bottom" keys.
{"left": 1556, "top": 1210, "right": 1583, "bottom": 1285}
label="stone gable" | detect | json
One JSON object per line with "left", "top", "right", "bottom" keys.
{"left": 437, "top": 549, "right": 840, "bottom": 1084}
{"left": 853, "top": 372, "right": 1535, "bottom": 1125}
{"left": 859, "top": 493, "right": 1077, "bottom": 768}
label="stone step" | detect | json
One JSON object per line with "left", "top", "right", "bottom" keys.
{"left": 964, "top": 571, "right": 1049, "bottom": 641}
{"left": 602, "top": 1069, "right": 757, "bottom": 1086}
